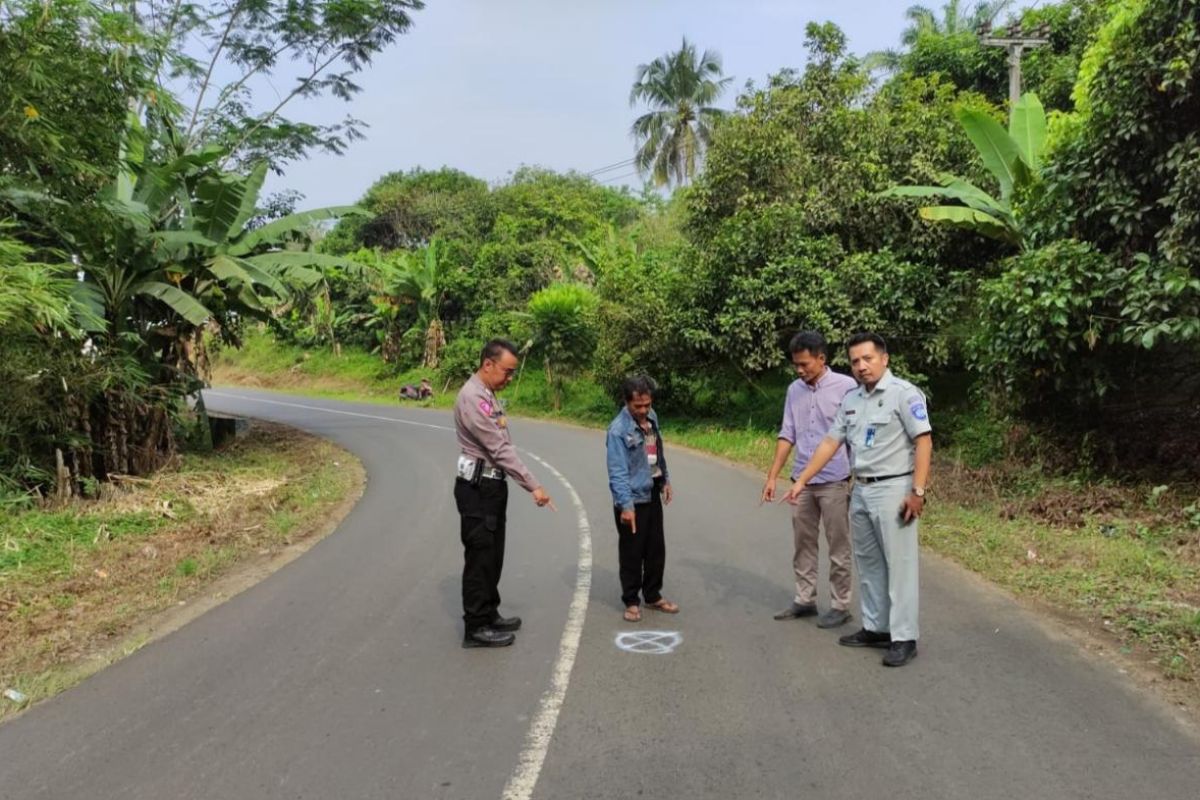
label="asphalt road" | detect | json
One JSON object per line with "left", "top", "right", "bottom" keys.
{"left": 1, "top": 387, "right": 1198, "bottom": 800}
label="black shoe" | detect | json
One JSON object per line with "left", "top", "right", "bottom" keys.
{"left": 882, "top": 640, "right": 918, "bottom": 667}
{"left": 838, "top": 628, "right": 892, "bottom": 648}
{"left": 817, "top": 608, "right": 852, "bottom": 629}
{"left": 491, "top": 614, "right": 522, "bottom": 632}
{"left": 463, "top": 627, "right": 516, "bottom": 648}
{"left": 773, "top": 603, "right": 818, "bottom": 620}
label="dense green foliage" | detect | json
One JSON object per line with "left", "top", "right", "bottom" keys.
{"left": 681, "top": 25, "right": 992, "bottom": 376}
{"left": 967, "top": 0, "right": 1200, "bottom": 470}
{"left": 0, "top": 0, "right": 418, "bottom": 500}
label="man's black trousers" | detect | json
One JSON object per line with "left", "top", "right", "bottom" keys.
{"left": 612, "top": 480, "right": 665, "bottom": 608}
{"left": 454, "top": 476, "right": 508, "bottom": 632}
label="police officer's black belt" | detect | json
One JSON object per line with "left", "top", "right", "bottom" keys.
{"left": 855, "top": 471, "right": 913, "bottom": 484}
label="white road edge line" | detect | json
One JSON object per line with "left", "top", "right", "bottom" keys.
{"left": 203, "top": 389, "right": 592, "bottom": 800}
{"left": 202, "top": 390, "right": 453, "bottom": 431}
{"left": 503, "top": 453, "right": 592, "bottom": 800}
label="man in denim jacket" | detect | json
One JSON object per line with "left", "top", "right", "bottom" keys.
{"left": 606, "top": 375, "right": 679, "bottom": 623}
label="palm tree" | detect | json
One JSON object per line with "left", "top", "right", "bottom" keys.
{"left": 902, "top": 0, "right": 1013, "bottom": 43}
{"left": 867, "top": 1, "right": 1013, "bottom": 72}
{"left": 629, "top": 38, "right": 731, "bottom": 188}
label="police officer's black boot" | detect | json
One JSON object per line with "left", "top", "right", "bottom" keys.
{"left": 463, "top": 626, "right": 515, "bottom": 648}
{"left": 490, "top": 614, "right": 522, "bottom": 632}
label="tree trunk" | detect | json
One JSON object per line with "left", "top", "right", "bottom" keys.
{"left": 545, "top": 358, "right": 561, "bottom": 411}
{"left": 423, "top": 318, "right": 445, "bottom": 369}
{"left": 54, "top": 449, "right": 73, "bottom": 502}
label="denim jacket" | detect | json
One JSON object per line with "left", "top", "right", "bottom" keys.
{"left": 606, "top": 406, "right": 669, "bottom": 511}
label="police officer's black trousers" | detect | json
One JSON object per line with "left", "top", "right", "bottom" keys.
{"left": 613, "top": 480, "right": 665, "bottom": 608}
{"left": 454, "top": 477, "right": 508, "bottom": 632}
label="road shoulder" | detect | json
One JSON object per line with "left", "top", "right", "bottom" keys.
{"left": 0, "top": 421, "right": 365, "bottom": 723}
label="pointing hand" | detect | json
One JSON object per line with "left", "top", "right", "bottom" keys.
{"left": 780, "top": 481, "right": 806, "bottom": 505}
{"left": 533, "top": 486, "right": 557, "bottom": 511}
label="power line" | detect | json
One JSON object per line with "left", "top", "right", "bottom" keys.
{"left": 585, "top": 157, "right": 634, "bottom": 174}
{"left": 596, "top": 170, "right": 644, "bottom": 185}
{"left": 585, "top": 158, "right": 636, "bottom": 177}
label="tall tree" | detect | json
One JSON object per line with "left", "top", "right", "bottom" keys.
{"left": 133, "top": 0, "right": 425, "bottom": 173}
{"left": 629, "top": 38, "right": 731, "bottom": 188}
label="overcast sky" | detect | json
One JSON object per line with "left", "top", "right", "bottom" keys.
{"left": 263, "top": 1, "right": 922, "bottom": 205}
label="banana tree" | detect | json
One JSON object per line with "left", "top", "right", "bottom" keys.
{"left": 62, "top": 122, "right": 370, "bottom": 478}
{"left": 881, "top": 92, "right": 1047, "bottom": 250}
{"left": 376, "top": 238, "right": 447, "bottom": 368}
{"left": 84, "top": 121, "right": 366, "bottom": 365}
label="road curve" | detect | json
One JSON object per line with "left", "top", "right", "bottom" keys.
{"left": 0, "top": 387, "right": 1197, "bottom": 800}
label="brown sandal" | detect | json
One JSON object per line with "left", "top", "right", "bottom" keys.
{"left": 623, "top": 605, "right": 642, "bottom": 622}
{"left": 647, "top": 599, "right": 679, "bottom": 614}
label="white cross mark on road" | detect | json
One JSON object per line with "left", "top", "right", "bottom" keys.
{"left": 615, "top": 630, "right": 682, "bottom": 655}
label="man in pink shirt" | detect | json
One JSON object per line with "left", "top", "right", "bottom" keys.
{"left": 761, "top": 331, "right": 857, "bottom": 628}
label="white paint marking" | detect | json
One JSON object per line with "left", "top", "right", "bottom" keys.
{"left": 502, "top": 453, "right": 592, "bottom": 800}
{"left": 204, "top": 389, "right": 593, "bottom": 800}
{"left": 203, "top": 390, "right": 453, "bottom": 431}
{"left": 615, "top": 631, "right": 682, "bottom": 655}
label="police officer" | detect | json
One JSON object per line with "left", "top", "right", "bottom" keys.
{"left": 453, "top": 339, "right": 555, "bottom": 648}
{"left": 783, "top": 333, "right": 932, "bottom": 667}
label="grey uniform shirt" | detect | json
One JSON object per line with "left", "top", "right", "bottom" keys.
{"left": 827, "top": 369, "right": 932, "bottom": 478}
{"left": 454, "top": 374, "right": 540, "bottom": 492}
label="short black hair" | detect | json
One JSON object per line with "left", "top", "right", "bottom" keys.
{"left": 846, "top": 332, "right": 888, "bottom": 353}
{"left": 621, "top": 374, "right": 657, "bottom": 402}
{"left": 788, "top": 330, "right": 829, "bottom": 359}
{"left": 480, "top": 338, "right": 520, "bottom": 366}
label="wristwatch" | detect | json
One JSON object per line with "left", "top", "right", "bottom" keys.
{"left": 912, "top": 486, "right": 926, "bottom": 498}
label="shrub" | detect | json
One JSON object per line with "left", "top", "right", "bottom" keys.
{"left": 527, "top": 283, "right": 600, "bottom": 409}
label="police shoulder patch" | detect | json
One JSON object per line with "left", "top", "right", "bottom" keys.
{"left": 479, "top": 399, "right": 493, "bottom": 415}
{"left": 908, "top": 400, "right": 928, "bottom": 421}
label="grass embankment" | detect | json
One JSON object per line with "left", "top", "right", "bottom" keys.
{"left": 212, "top": 333, "right": 1200, "bottom": 693}
{"left": 0, "top": 422, "right": 363, "bottom": 721}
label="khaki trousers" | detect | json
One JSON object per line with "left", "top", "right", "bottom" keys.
{"left": 790, "top": 480, "right": 852, "bottom": 610}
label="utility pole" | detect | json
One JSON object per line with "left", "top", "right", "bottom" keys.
{"left": 978, "top": 22, "right": 1051, "bottom": 108}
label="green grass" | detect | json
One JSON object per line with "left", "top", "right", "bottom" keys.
{"left": 213, "top": 330, "right": 1200, "bottom": 685}
{"left": 924, "top": 502, "right": 1200, "bottom": 675}
{"left": 0, "top": 510, "right": 168, "bottom": 579}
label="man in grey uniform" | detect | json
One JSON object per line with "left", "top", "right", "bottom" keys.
{"left": 453, "top": 339, "right": 555, "bottom": 648}
{"left": 783, "top": 332, "right": 931, "bottom": 667}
